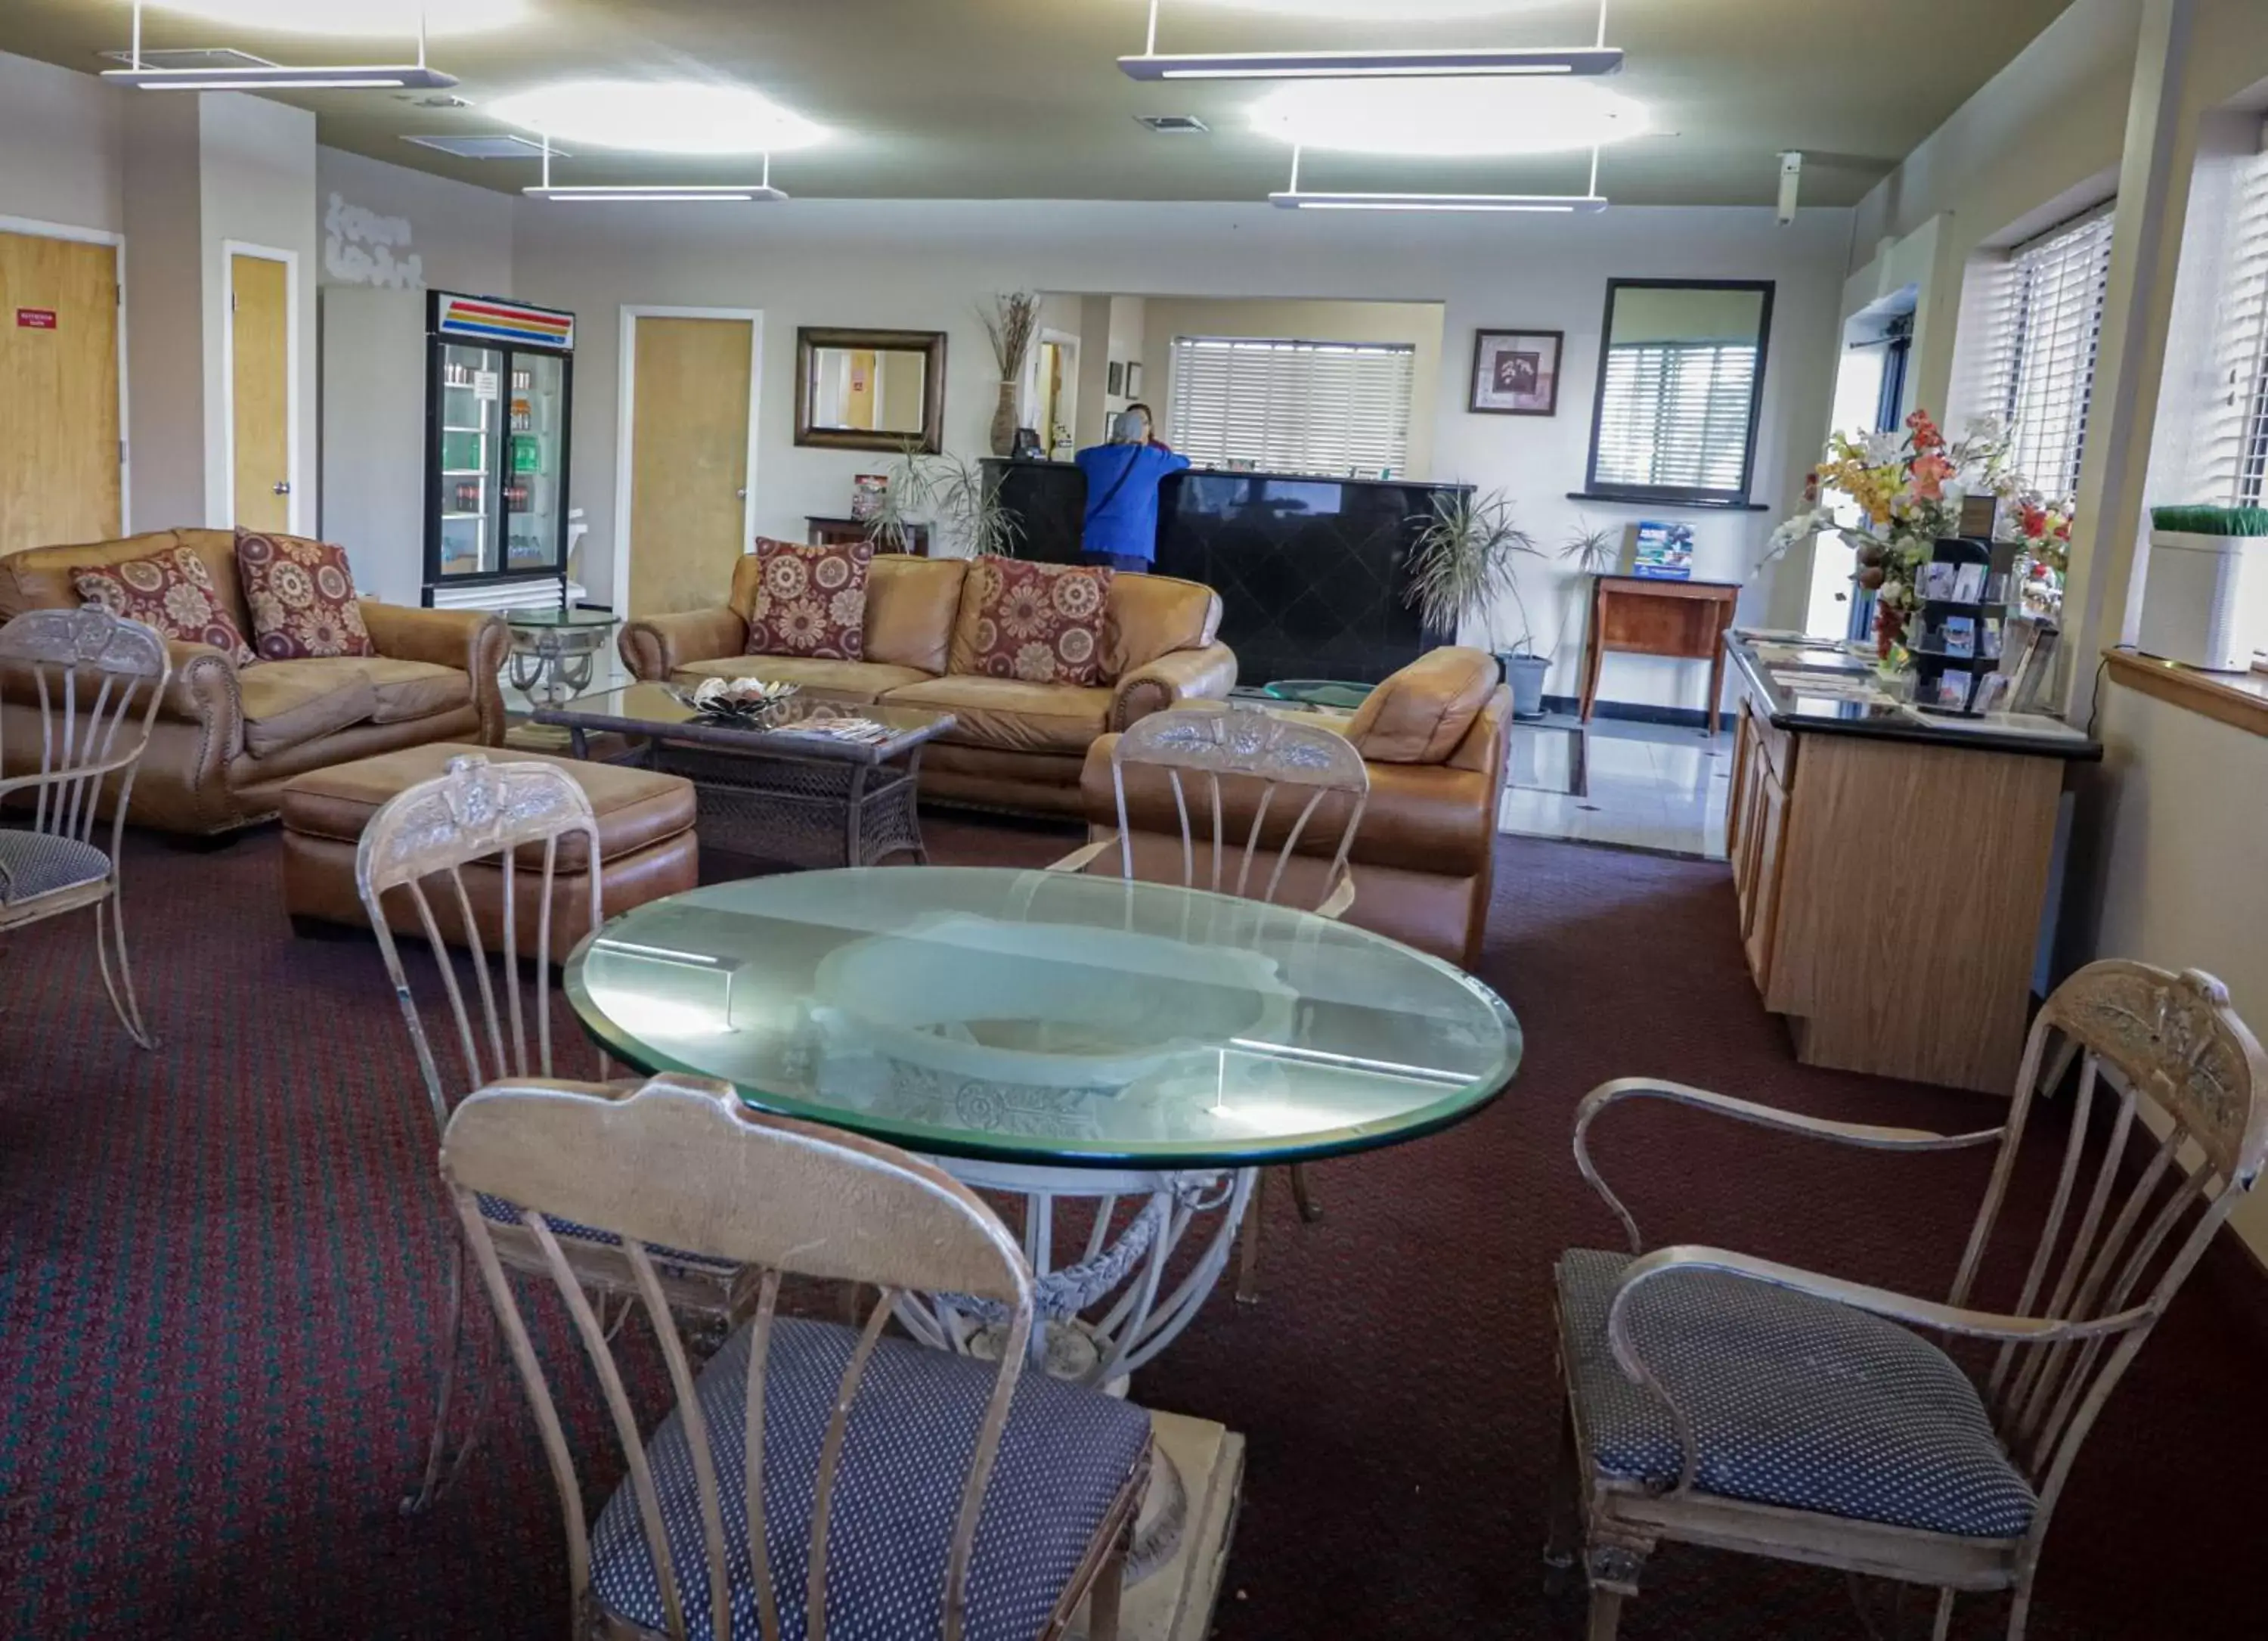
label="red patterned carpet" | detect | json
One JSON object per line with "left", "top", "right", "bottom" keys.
{"left": 2, "top": 816, "right": 2264, "bottom": 1639}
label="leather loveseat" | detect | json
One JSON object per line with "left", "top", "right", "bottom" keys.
{"left": 0, "top": 529, "right": 508, "bottom": 836}
{"left": 618, "top": 554, "right": 1238, "bottom": 817}
{"left": 1077, "top": 647, "right": 1514, "bottom": 970}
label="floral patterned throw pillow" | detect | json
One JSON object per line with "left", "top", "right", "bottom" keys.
{"left": 744, "top": 537, "right": 871, "bottom": 660}
{"left": 964, "top": 559, "right": 1113, "bottom": 687}
{"left": 234, "top": 530, "right": 374, "bottom": 661}
{"left": 71, "top": 546, "right": 256, "bottom": 665}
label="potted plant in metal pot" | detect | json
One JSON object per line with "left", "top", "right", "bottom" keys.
{"left": 1407, "top": 489, "right": 1550, "bottom": 718}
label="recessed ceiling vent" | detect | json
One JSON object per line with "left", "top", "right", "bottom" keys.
{"left": 404, "top": 133, "right": 565, "bottom": 160}
{"left": 1136, "top": 114, "right": 1211, "bottom": 134}
{"left": 98, "top": 47, "right": 275, "bottom": 72}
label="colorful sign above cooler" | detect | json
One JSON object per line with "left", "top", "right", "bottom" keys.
{"left": 433, "top": 294, "right": 575, "bottom": 352}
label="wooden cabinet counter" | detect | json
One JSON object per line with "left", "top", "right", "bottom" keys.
{"left": 1724, "top": 636, "right": 2101, "bottom": 1095}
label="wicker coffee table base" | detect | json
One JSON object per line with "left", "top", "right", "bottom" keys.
{"left": 573, "top": 730, "right": 931, "bottom": 869}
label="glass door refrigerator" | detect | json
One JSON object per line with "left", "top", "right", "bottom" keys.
{"left": 422, "top": 292, "right": 577, "bottom": 604}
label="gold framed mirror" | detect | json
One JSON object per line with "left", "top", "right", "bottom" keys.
{"left": 795, "top": 327, "right": 947, "bottom": 453}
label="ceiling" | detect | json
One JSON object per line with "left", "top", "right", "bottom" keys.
{"left": 5, "top": 0, "right": 2078, "bottom": 206}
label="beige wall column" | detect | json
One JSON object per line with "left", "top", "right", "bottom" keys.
{"left": 2061, "top": 0, "right": 2202, "bottom": 715}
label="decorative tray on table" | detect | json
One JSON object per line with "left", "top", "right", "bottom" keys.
{"left": 662, "top": 677, "right": 801, "bottom": 724}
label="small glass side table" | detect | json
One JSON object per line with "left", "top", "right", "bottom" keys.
{"left": 503, "top": 607, "right": 620, "bottom": 709}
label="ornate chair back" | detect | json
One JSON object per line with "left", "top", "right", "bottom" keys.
{"left": 356, "top": 753, "right": 606, "bottom": 1131}
{"left": 1105, "top": 703, "right": 1370, "bottom": 915}
{"left": 442, "top": 1074, "right": 1040, "bottom": 1641}
{"left": 1953, "top": 960, "right": 2267, "bottom": 1528}
{"left": 0, "top": 606, "right": 169, "bottom": 854}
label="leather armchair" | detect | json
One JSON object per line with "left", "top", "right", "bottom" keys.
{"left": 1078, "top": 647, "right": 1512, "bottom": 969}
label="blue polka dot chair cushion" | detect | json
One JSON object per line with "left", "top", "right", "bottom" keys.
{"left": 1557, "top": 1248, "right": 2037, "bottom": 1539}
{"left": 589, "top": 1314, "right": 1153, "bottom": 1639}
{"left": 0, "top": 832, "right": 110, "bottom": 907}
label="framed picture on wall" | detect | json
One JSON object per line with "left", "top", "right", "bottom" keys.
{"left": 1470, "top": 329, "right": 1564, "bottom": 416}
{"left": 1108, "top": 360, "right": 1126, "bottom": 396}
{"left": 1125, "top": 361, "right": 1145, "bottom": 398}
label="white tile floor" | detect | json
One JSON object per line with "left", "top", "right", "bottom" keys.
{"left": 1498, "top": 711, "right": 1733, "bottom": 859}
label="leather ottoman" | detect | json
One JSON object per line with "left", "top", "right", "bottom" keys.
{"left": 281, "top": 743, "right": 699, "bottom": 963}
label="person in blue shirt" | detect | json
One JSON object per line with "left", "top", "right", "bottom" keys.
{"left": 1074, "top": 411, "right": 1190, "bottom": 571}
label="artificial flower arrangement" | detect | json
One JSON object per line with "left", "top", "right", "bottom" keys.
{"left": 2007, "top": 494, "right": 2075, "bottom": 617}
{"left": 1771, "top": 410, "right": 2031, "bottom": 659}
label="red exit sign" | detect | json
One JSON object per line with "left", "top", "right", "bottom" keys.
{"left": 17, "top": 309, "right": 57, "bottom": 330}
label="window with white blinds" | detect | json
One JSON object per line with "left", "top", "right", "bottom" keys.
{"left": 2189, "top": 140, "right": 2268, "bottom": 506}
{"left": 1166, "top": 337, "right": 1414, "bottom": 476}
{"left": 1591, "top": 341, "right": 1760, "bottom": 495}
{"left": 1971, "top": 208, "right": 2117, "bottom": 499}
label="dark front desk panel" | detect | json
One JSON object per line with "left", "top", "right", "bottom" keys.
{"left": 983, "top": 459, "right": 1460, "bottom": 686}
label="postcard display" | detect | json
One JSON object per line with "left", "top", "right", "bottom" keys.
{"left": 1910, "top": 538, "right": 2026, "bottom": 715}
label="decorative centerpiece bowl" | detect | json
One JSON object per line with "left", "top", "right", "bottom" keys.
{"left": 663, "top": 676, "right": 800, "bottom": 724}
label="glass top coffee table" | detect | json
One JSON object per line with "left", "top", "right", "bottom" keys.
{"left": 567, "top": 865, "right": 1520, "bottom": 1388}
{"left": 533, "top": 683, "right": 956, "bottom": 869}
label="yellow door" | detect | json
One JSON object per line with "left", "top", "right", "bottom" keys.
{"left": 230, "top": 253, "right": 290, "bottom": 533}
{"left": 0, "top": 231, "right": 121, "bottom": 555}
{"left": 627, "top": 316, "right": 753, "bottom": 619}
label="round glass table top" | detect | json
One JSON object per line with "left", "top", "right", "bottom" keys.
{"left": 566, "top": 867, "right": 1520, "bottom": 1168}
{"left": 504, "top": 607, "right": 622, "bottom": 629}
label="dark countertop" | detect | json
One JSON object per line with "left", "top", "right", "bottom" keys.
{"left": 980, "top": 456, "right": 1469, "bottom": 493}
{"left": 1727, "top": 633, "right": 2103, "bottom": 762}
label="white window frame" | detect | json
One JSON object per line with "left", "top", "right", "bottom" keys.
{"left": 1166, "top": 335, "right": 1415, "bottom": 478}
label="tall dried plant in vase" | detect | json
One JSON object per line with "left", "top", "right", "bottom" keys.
{"left": 982, "top": 291, "right": 1042, "bottom": 458}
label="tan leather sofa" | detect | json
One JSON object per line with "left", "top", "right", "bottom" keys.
{"left": 619, "top": 554, "right": 1238, "bottom": 817}
{"left": 0, "top": 529, "right": 508, "bottom": 836}
{"left": 1076, "top": 647, "right": 1514, "bottom": 970}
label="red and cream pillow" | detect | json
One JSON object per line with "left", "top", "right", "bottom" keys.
{"left": 71, "top": 545, "right": 256, "bottom": 665}
{"left": 235, "top": 529, "right": 373, "bottom": 661}
{"left": 744, "top": 537, "right": 872, "bottom": 660}
{"left": 963, "top": 559, "right": 1113, "bottom": 687}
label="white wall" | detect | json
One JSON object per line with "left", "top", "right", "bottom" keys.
{"left": 0, "top": 50, "right": 122, "bottom": 234}
{"left": 515, "top": 199, "right": 1848, "bottom": 712}
{"left": 1135, "top": 296, "right": 1447, "bottom": 483}
{"left": 2084, "top": 684, "right": 2268, "bottom": 1255}
{"left": 316, "top": 145, "right": 516, "bottom": 297}
{"left": 121, "top": 97, "right": 204, "bottom": 530}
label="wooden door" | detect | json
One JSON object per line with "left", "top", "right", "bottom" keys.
{"left": 230, "top": 253, "right": 290, "bottom": 533}
{"left": 0, "top": 231, "right": 121, "bottom": 554}
{"left": 627, "top": 316, "right": 753, "bottom": 618}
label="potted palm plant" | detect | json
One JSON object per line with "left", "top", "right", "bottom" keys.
{"left": 866, "top": 443, "right": 1026, "bottom": 559}
{"left": 1407, "top": 489, "right": 1550, "bottom": 718}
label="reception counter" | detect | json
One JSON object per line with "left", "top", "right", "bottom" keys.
{"left": 982, "top": 458, "right": 1463, "bottom": 685}
{"left": 1724, "top": 634, "right": 2102, "bottom": 1094}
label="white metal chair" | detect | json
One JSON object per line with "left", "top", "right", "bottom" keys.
{"left": 356, "top": 752, "right": 758, "bottom": 1514}
{"left": 1548, "top": 960, "right": 2267, "bottom": 1639}
{"left": 0, "top": 607, "right": 171, "bottom": 1048}
{"left": 444, "top": 1072, "right": 1152, "bottom": 1641}
{"left": 1050, "top": 703, "right": 1371, "bottom": 1302}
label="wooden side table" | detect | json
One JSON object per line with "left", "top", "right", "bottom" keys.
{"left": 807, "top": 515, "right": 928, "bottom": 556}
{"left": 1580, "top": 575, "right": 1743, "bottom": 735}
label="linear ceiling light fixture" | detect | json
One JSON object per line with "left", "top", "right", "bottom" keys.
{"left": 519, "top": 138, "right": 788, "bottom": 204}
{"left": 101, "top": 2, "right": 457, "bottom": 90}
{"left": 1120, "top": 0, "right": 1622, "bottom": 81}
{"left": 1269, "top": 143, "right": 1610, "bottom": 213}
